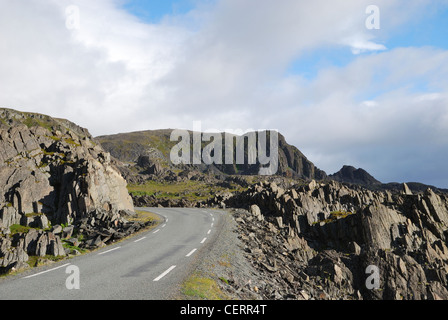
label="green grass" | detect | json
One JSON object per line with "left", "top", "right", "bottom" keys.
{"left": 181, "top": 273, "right": 233, "bottom": 300}
{"left": 9, "top": 224, "right": 33, "bottom": 235}
{"left": 313, "top": 210, "right": 355, "bottom": 225}
{"left": 22, "top": 116, "right": 53, "bottom": 132}
{"left": 64, "top": 138, "right": 81, "bottom": 147}
{"left": 62, "top": 240, "right": 88, "bottom": 255}
{"left": 127, "top": 180, "right": 246, "bottom": 202}
{"left": 129, "top": 210, "right": 161, "bottom": 224}
{"left": 27, "top": 255, "right": 66, "bottom": 268}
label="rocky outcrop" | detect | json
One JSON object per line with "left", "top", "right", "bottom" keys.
{"left": 73, "top": 208, "right": 152, "bottom": 249}
{"left": 219, "top": 180, "right": 448, "bottom": 300}
{"left": 96, "top": 130, "right": 327, "bottom": 181}
{"left": 0, "top": 108, "right": 137, "bottom": 274}
{"left": 329, "top": 165, "right": 381, "bottom": 186}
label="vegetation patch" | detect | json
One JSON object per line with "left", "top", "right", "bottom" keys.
{"left": 27, "top": 255, "right": 65, "bottom": 268}
{"left": 181, "top": 273, "right": 232, "bottom": 300}
{"left": 9, "top": 224, "right": 33, "bottom": 235}
{"left": 313, "top": 210, "right": 355, "bottom": 225}
{"left": 129, "top": 209, "right": 161, "bottom": 224}
{"left": 64, "top": 138, "right": 81, "bottom": 147}
{"left": 128, "top": 180, "right": 247, "bottom": 202}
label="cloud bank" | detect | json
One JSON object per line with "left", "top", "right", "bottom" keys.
{"left": 1, "top": 0, "right": 447, "bottom": 187}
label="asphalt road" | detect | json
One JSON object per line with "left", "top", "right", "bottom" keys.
{"left": 0, "top": 207, "right": 223, "bottom": 300}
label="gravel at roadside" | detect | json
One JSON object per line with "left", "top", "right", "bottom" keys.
{"left": 185, "top": 208, "right": 266, "bottom": 300}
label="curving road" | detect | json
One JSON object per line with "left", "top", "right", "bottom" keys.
{"left": 0, "top": 207, "right": 223, "bottom": 300}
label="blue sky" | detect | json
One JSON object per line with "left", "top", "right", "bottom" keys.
{"left": 386, "top": 4, "right": 448, "bottom": 50}
{"left": 119, "top": 0, "right": 448, "bottom": 187}
{"left": 1, "top": 0, "right": 448, "bottom": 187}
{"left": 122, "top": 0, "right": 448, "bottom": 72}
{"left": 121, "top": 0, "right": 198, "bottom": 23}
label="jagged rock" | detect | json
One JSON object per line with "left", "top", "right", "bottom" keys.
{"left": 403, "top": 183, "right": 413, "bottom": 195}
{"left": 0, "top": 206, "right": 21, "bottom": 229}
{"left": 348, "top": 241, "right": 362, "bottom": 255}
{"left": 225, "top": 179, "right": 448, "bottom": 300}
{"left": 62, "top": 226, "right": 74, "bottom": 239}
{"left": 249, "top": 204, "right": 263, "bottom": 222}
{"left": 52, "top": 225, "right": 63, "bottom": 234}
{"left": 0, "top": 243, "right": 29, "bottom": 272}
{"left": 0, "top": 108, "right": 138, "bottom": 274}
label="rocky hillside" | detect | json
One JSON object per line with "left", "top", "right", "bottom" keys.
{"left": 329, "top": 165, "right": 381, "bottom": 186}
{"left": 329, "top": 165, "right": 448, "bottom": 194}
{"left": 0, "top": 108, "right": 150, "bottom": 274}
{"left": 212, "top": 180, "right": 448, "bottom": 300}
{"left": 96, "top": 130, "right": 327, "bottom": 181}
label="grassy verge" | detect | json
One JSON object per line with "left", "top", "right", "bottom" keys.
{"left": 128, "top": 209, "right": 162, "bottom": 225}
{"left": 128, "top": 180, "right": 247, "bottom": 202}
{"left": 180, "top": 272, "right": 233, "bottom": 300}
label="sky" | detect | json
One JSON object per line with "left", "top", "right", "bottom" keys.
{"left": 1, "top": 0, "right": 448, "bottom": 187}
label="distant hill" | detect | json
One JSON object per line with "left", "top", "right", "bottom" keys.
{"left": 96, "top": 129, "right": 327, "bottom": 181}
{"left": 329, "top": 165, "right": 448, "bottom": 194}
{"left": 329, "top": 165, "right": 382, "bottom": 186}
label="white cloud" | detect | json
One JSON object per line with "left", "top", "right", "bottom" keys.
{"left": 348, "top": 40, "right": 387, "bottom": 55}
{"left": 1, "top": 0, "right": 448, "bottom": 186}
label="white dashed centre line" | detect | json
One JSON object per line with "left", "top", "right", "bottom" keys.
{"left": 154, "top": 265, "right": 176, "bottom": 282}
{"left": 200, "top": 237, "right": 207, "bottom": 244}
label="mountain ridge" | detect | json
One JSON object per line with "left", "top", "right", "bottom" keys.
{"left": 96, "top": 129, "right": 327, "bottom": 181}
{"left": 96, "top": 129, "right": 448, "bottom": 193}
{"left": 2, "top": 108, "right": 448, "bottom": 300}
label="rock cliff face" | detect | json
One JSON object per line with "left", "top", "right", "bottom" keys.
{"left": 96, "top": 130, "right": 327, "bottom": 181}
{"left": 218, "top": 180, "right": 448, "bottom": 300}
{"left": 0, "top": 108, "right": 136, "bottom": 273}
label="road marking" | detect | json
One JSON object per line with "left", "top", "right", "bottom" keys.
{"left": 153, "top": 229, "right": 160, "bottom": 234}
{"left": 134, "top": 237, "right": 146, "bottom": 243}
{"left": 212, "top": 217, "right": 215, "bottom": 221}
{"left": 207, "top": 229, "right": 211, "bottom": 235}
{"left": 211, "top": 223, "right": 214, "bottom": 227}
{"left": 200, "top": 237, "right": 207, "bottom": 244}
{"left": 98, "top": 247, "right": 121, "bottom": 255}
{"left": 154, "top": 265, "right": 176, "bottom": 282}
{"left": 186, "top": 248, "right": 197, "bottom": 257}
{"left": 23, "top": 263, "right": 71, "bottom": 279}
{"left": 161, "top": 224, "right": 166, "bottom": 228}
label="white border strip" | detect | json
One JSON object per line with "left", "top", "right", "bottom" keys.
{"left": 98, "top": 247, "right": 121, "bottom": 255}
{"left": 134, "top": 237, "right": 147, "bottom": 243}
{"left": 186, "top": 248, "right": 197, "bottom": 257}
{"left": 23, "top": 263, "right": 71, "bottom": 279}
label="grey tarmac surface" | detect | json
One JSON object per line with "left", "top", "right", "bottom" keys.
{"left": 0, "top": 207, "right": 223, "bottom": 300}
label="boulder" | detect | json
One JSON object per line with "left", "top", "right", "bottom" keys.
{"left": 403, "top": 183, "right": 413, "bottom": 195}
{"left": 226, "top": 178, "right": 448, "bottom": 300}
{"left": 249, "top": 204, "right": 264, "bottom": 221}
